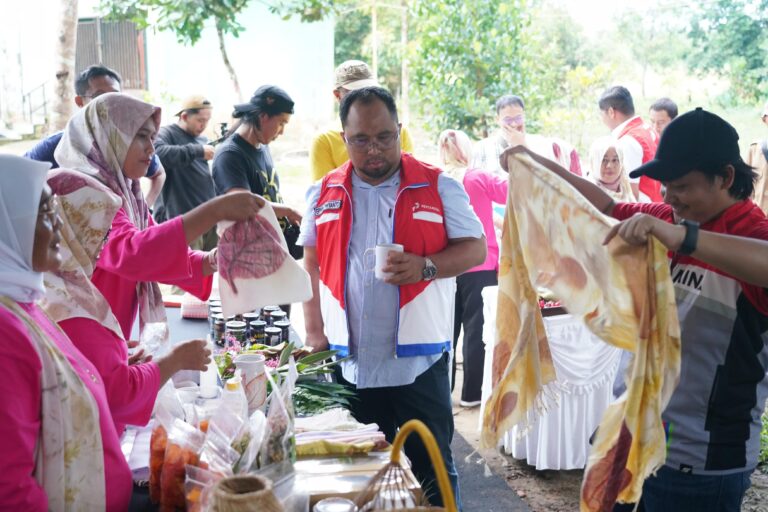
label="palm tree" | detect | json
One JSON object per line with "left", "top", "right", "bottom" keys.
{"left": 51, "top": 0, "right": 78, "bottom": 132}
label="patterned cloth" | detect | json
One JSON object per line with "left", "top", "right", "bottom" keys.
{"left": 40, "top": 170, "right": 124, "bottom": 340}
{"left": 481, "top": 152, "right": 681, "bottom": 511}
{"left": 0, "top": 297, "right": 106, "bottom": 510}
{"left": 54, "top": 92, "right": 167, "bottom": 337}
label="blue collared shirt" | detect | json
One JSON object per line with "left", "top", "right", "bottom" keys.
{"left": 299, "top": 168, "right": 483, "bottom": 388}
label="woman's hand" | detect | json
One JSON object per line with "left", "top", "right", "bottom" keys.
{"left": 127, "top": 340, "right": 152, "bottom": 365}
{"left": 156, "top": 339, "right": 212, "bottom": 384}
{"left": 273, "top": 203, "right": 303, "bottom": 225}
{"left": 214, "top": 192, "right": 265, "bottom": 222}
{"left": 603, "top": 213, "right": 685, "bottom": 250}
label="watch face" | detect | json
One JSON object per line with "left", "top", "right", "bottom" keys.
{"left": 422, "top": 260, "right": 437, "bottom": 280}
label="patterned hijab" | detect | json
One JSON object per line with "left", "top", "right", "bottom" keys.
{"left": 54, "top": 93, "right": 167, "bottom": 334}
{"left": 40, "top": 170, "right": 124, "bottom": 340}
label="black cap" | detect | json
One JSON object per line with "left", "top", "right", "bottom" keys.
{"left": 232, "top": 85, "right": 295, "bottom": 118}
{"left": 629, "top": 107, "right": 741, "bottom": 181}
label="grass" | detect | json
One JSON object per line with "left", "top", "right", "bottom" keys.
{"left": 760, "top": 405, "right": 768, "bottom": 472}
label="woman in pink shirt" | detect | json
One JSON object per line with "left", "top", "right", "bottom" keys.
{"left": 0, "top": 155, "right": 129, "bottom": 510}
{"left": 438, "top": 129, "right": 508, "bottom": 407}
{"left": 41, "top": 93, "right": 263, "bottom": 434}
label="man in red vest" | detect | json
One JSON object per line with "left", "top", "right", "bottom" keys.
{"left": 599, "top": 86, "right": 663, "bottom": 202}
{"left": 299, "top": 87, "right": 486, "bottom": 509}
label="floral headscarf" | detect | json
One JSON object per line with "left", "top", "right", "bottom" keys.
{"left": 438, "top": 129, "right": 474, "bottom": 181}
{"left": 40, "top": 170, "right": 124, "bottom": 340}
{"left": 54, "top": 93, "right": 167, "bottom": 335}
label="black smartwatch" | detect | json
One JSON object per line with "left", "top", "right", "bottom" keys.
{"left": 677, "top": 219, "right": 699, "bottom": 255}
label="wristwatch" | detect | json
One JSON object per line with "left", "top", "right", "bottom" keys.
{"left": 422, "top": 257, "right": 438, "bottom": 281}
{"left": 677, "top": 219, "right": 700, "bottom": 255}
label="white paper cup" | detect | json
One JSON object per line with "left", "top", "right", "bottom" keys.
{"left": 375, "top": 243, "right": 404, "bottom": 280}
{"left": 234, "top": 353, "right": 267, "bottom": 414}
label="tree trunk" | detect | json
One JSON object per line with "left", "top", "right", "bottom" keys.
{"left": 50, "top": 0, "right": 78, "bottom": 132}
{"left": 216, "top": 23, "right": 243, "bottom": 102}
{"left": 400, "top": 0, "right": 409, "bottom": 124}
{"left": 371, "top": 0, "right": 378, "bottom": 80}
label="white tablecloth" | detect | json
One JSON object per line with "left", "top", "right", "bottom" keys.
{"left": 480, "top": 287, "right": 621, "bottom": 470}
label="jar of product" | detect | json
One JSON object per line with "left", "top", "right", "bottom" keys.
{"left": 260, "top": 305, "right": 282, "bottom": 324}
{"left": 249, "top": 320, "right": 267, "bottom": 345}
{"left": 314, "top": 497, "right": 358, "bottom": 512}
{"left": 225, "top": 321, "right": 247, "bottom": 347}
{"left": 273, "top": 320, "right": 291, "bottom": 343}
{"left": 242, "top": 312, "right": 260, "bottom": 327}
{"left": 269, "top": 310, "right": 288, "bottom": 326}
{"left": 212, "top": 314, "right": 226, "bottom": 346}
{"left": 264, "top": 327, "right": 282, "bottom": 346}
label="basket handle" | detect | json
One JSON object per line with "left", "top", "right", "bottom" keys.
{"left": 390, "top": 419, "right": 457, "bottom": 512}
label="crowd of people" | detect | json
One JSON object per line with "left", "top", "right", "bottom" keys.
{"left": 1, "top": 56, "right": 767, "bottom": 512}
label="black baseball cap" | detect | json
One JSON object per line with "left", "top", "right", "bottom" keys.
{"left": 629, "top": 107, "right": 741, "bottom": 181}
{"left": 232, "top": 85, "right": 294, "bottom": 118}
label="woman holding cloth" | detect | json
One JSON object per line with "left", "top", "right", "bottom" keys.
{"left": 0, "top": 155, "right": 130, "bottom": 510}
{"left": 47, "top": 93, "right": 263, "bottom": 433}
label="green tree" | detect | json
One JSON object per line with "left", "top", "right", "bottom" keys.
{"left": 688, "top": 0, "right": 768, "bottom": 103}
{"left": 411, "top": 0, "right": 548, "bottom": 138}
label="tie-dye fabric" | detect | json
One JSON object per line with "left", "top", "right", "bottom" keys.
{"left": 481, "top": 152, "right": 681, "bottom": 511}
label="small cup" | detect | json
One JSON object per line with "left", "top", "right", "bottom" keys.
{"left": 374, "top": 243, "right": 404, "bottom": 280}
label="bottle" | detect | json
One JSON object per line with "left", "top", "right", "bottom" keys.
{"left": 200, "top": 359, "right": 220, "bottom": 399}
{"left": 221, "top": 371, "right": 248, "bottom": 421}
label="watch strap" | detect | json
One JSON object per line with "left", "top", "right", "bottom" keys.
{"left": 678, "top": 219, "right": 699, "bottom": 255}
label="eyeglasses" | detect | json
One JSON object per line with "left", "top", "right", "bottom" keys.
{"left": 38, "top": 196, "right": 59, "bottom": 225}
{"left": 344, "top": 131, "right": 400, "bottom": 151}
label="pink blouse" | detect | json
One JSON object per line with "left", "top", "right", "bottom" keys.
{"left": 59, "top": 317, "right": 160, "bottom": 435}
{"left": 0, "top": 303, "right": 131, "bottom": 511}
{"left": 462, "top": 168, "right": 509, "bottom": 273}
{"left": 92, "top": 208, "right": 213, "bottom": 339}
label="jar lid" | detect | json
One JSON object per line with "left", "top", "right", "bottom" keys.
{"left": 273, "top": 320, "right": 290, "bottom": 327}
{"left": 226, "top": 321, "right": 247, "bottom": 329}
{"left": 242, "top": 312, "right": 260, "bottom": 319}
{"left": 264, "top": 327, "right": 282, "bottom": 333}
{"left": 262, "top": 305, "right": 282, "bottom": 313}
{"left": 249, "top": 320, "right": 267, "bottom": 326}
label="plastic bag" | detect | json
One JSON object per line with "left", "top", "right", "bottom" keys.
{"left": 260, "top": 361, "right": 297, "bottom": 468}
{"left": 184, "top": 464, "right": 219, "bottom": 512}
{"left": 150, "top": 383, "right": 185, "bottom": 504}
{"left": 160, "top": 418, "right": 206, "bottom": 512}
{"left": 141, "top": 321, "right": 171, "bottom": 357}
{"left": 235, "top": 409, "right": 268, "bottom": 474}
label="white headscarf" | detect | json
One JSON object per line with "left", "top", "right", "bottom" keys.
{"left": 0, "top": 154, "right": 50, "bottom": 302}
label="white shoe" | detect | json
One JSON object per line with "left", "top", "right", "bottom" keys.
{"left": 460, "top": 399, "right": 481, "bottom": 408}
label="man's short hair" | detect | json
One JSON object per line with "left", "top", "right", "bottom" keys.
{"left": 598, "top": 86, "right": 635, "bottom": 116}
{"left": 650, "top": 97, "right": 679, "bottom": 119}
{"left": 495, "top": 94, "right": 525, "bottom": 114}
{"left": 74, "top": 65, "right": 122, "bottom": 96}
{"left": 340, "top": 87, "right": 399, "bottom": 128}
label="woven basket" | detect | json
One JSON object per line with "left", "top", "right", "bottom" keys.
{"left": 210, "top": 474, "right": 284, "bottom": 512}
{"left": 355, "top": 420, "right": 455, "bottom": 512}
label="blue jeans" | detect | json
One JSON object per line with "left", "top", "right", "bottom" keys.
{"left": 613, "top": 465, "right": 753, "bottom": 512}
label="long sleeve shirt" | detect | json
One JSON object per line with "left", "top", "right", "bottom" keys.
{"left": 58, "top": 317, "right": 160, "bottom": 435}
{"left": 0, "top": 303, "right": 131, "bottom": 511}
{"left": 92, "top": 208, "right": 213, "bottom": 339}
{"left": 462, "top": 168, "right": 509, "bottom": 272}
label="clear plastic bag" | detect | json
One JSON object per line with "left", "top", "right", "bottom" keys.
{"left": 150, "top": 383, "right": 185, "bottom": 504}
{"left": 184, "top": 464, "right": 219, "bottom": 512}
{"left": 160, "top": 419, "right": 206, "bottom": 512}
{"left": 260, "top": 361, "right": 297, "bottom": 469}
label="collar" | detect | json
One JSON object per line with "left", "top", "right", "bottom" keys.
{"left": 700, "top": 199, "right": 761, "bottom": 232}
{"left": 611, "top": 115, "right": 641, "bottom": 137}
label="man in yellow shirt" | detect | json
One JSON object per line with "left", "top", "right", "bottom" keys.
{"left": 309, "top": 60, "right": 414, "bottom": 181}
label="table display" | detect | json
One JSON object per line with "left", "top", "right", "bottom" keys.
{"left": 480, "top": 286, "right": 621, "bottom": 470}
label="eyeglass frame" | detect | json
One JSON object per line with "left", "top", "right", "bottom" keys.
{"left": 342, "top": 128, "right": 401, "bottom": 151}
